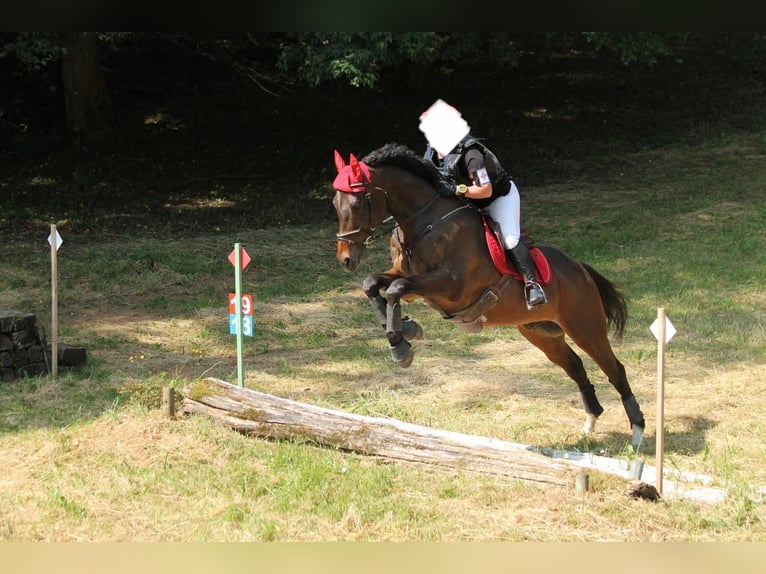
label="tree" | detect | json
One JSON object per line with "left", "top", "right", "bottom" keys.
{"left": 269, "top": 32, "right": 690, "bottom": 89}
{"left": 3, "top": 32, "right": 763, "bottom": 149}
{"left": 60, "top": 32, "right": 111, "bottom": 150}
{"left": 3, "top": 32, "right": 113, "bottom": 150}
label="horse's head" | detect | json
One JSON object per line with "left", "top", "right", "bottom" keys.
{"left": 332, "top": 150, "right": 377, "bottom": 272}
{"left": 331, "top": 144, "right": 444, "bottom": 271}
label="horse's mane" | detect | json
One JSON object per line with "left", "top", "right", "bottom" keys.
{"left": 361, "top": 142, "right": 448, "bottom": 195}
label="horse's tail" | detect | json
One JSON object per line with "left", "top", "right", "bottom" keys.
{"left": 580, "top": 261, "right": 628, "bottom": 340}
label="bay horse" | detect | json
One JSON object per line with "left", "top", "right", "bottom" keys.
{"left": 331, "top": 143, "right": 644, "bottom": 448}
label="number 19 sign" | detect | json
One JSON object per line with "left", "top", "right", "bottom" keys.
{"left": 229, "top": 293, "right": 254, "bottom": 336}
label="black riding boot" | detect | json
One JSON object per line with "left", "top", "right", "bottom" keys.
{"left": 507, "top": 242, "right": 547, "bottom": 309}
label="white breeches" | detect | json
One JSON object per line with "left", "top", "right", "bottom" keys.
{"left": 483, "top": 181, "right": 521, "bottom": 249}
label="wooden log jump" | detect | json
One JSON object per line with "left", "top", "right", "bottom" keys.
{"left": 180, "top": 377, "right": 581, "bottom": 486}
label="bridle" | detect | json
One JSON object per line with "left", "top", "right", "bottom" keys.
{"left": 335, "top": 177, "right": 469, "bottom": 251}
{"left": 335, "top": 181, "right": 388, "bottom": 246}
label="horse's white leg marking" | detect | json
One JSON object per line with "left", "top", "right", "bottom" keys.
{"left": 631, "top": 424, "right": 644, "bottom": 451}
{"left": 582, "top": 413, "right": 597, "bottom": 435}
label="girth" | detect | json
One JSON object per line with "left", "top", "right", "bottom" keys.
{"left": 441, "top": 275, "right": 515, "bottom": 333}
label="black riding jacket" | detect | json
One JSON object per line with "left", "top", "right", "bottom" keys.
{"left": 427, "top": 136, "right": 512, "bottom": 209}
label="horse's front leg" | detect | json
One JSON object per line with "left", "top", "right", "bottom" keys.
{"left": 381, "top": 271, "right": 456, "bottom": 368}
{"left": 362, "top": 273, "right": 414, "bottom": 366}
{"left": 362, "top": 272, "right": 423, "bottom": 344}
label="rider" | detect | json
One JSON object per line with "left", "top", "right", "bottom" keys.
{"left": 419, "top": 99, "right": 547, "bottom": 309}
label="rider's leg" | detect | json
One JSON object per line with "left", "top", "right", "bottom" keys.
{"left": 486, "top": 183, "right": 547, "bottom": 309}
{"left": 506, "top": 240, "right": 547, "bottom": 309}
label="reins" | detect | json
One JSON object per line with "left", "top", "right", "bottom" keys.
{"left": 396, "top": 202, "right": 472, "bottom": 259}
{"left": 336, "top": 183, "right": 446, "bottom": 247}
{"left": 335, "top": 166, "right": 474, "bottom": 254}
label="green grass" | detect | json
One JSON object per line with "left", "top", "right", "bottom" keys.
{"left": 3, "top": 100, "right": 766, "bottom": 542}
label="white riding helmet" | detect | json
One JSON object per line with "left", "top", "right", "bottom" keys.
{"left": 419, "top": 99, "right": 471, "bottom": 157}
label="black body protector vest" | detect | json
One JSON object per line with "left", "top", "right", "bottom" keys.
{"left": 426, "top": 137, "right": 511, "bottom": 208}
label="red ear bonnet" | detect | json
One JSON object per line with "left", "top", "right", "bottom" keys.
{"left": 334, "top": 150, "right": 345, "bottom": 173}
{"left": 332, "top": 150, "right": 370, "bottom": 193}
{"left": 349, "top": 153, "right": 361, "bottom": 180}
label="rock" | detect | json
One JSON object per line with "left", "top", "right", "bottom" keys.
{"left": 57, "top": 344, "right": 87, "bottom": 367}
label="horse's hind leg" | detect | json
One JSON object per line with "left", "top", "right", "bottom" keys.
{"left": 561, "top": 324, "right": 645, "bottom": 449}
{"left": 517, "top": 323, "right": 606, "bottom": 435}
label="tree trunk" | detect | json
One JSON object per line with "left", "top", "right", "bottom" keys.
{"left": 180, "top": 377, "right": 581, "bottom": 486}
{"left": 60, "top": 32, "right": 111, "bottom": 150}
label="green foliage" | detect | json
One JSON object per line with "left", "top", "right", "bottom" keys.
{"left": 582, "top": 32, "right": 766, "bottom": 66}
{"left": 1, "top": 32, "right": 131, "bottom": 71}
{"left": 189, "top": 32, "right": 764, "bottom": 90}
{"left": 118, "top": 374, "right": 183, "bottom": 411}
{"left": 49, "top": 487, "right": 87, "bottom": 519}
{"left": 583, "top": 32, "right": 686, "bottom": 65}
{"left": 274, "top": 32, "right": 539, "bottom": 88}
{"left": 275, "top": 32, "right": 436, "bottom": 88}
{"left": 1, "top": 32, "right": 69, "bottom": 70}
{"left": 9, "top": 32, "right": 763, "bottom": 93}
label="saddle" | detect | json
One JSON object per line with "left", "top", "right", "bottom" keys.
{"left": 482, "top": 216, "right": 552, "bottom": 285}
{"left": 442, "top": 215, "right": 552, "bottom": 333}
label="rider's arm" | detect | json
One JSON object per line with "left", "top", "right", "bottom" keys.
{"left": 456, "top": 165, "right": 492, "bottom": 199}
{"left": 460, "top": 170, "right": 492, "bottom": 199}
{"left": 455, "top": 149, "right": 493, "bottom": 199}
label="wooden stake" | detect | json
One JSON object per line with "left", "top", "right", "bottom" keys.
{"left": 50, "top": 224, "right": 59, "bottom": 378}
{"left": 575, "top": 472, "right": 590, "bottom": 494}
{"left": 656, "top": 307, "right": 666, "bottom": 495}
{"left": 162, "top": 387, "right": 176, "bottom": 418}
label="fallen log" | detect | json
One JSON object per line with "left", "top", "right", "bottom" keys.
{"left": 180, "top": 377, "right": 580, "bottom": 486}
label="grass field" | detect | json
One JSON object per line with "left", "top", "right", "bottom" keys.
{"left": 3, "top": 47, "right": 766, "bottom": 542}
{"left": 2, "top": 122, "right": 766, "bottom": 540}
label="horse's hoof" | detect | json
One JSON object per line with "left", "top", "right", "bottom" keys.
{"left": 582, "top": 413, "right": 597, "bottom": 435}
{"left": 390, "top": 340, "right": 413, "bottom": 368}
{"left": 402, "top": 318, "right": 423, "bottom": 341}
{"left": 630, "top": 424, "right": 644, "bottom": 451}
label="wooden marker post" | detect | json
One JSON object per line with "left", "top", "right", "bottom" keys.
{"left": 162, "top": 386, "right": 176, "bottom": 418}
{"left": 650, "top": 307, "right": 675, "bottom": 495}
{"left": 655, "top": 307, "right": 666, "bottom": 494}
{"left": 48, "top": 224, "right": 63, "bottom": 378}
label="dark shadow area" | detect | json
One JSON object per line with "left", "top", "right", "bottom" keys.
{"left": 2, "top": 42, "right": 765, "bottom": 241}
{"left": 537, "top": 415, "right": 718, "bottom": 458}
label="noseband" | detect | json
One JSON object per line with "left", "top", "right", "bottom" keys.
{"left": 335, "top": 182, "right": 395, "bottom": 246}
{"left": 335, "top": 182, "right": 376, "bottom": 245}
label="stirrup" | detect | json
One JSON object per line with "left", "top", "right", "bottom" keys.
{"left": 524, "top": 282, "right": 547, "bottom": 310}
